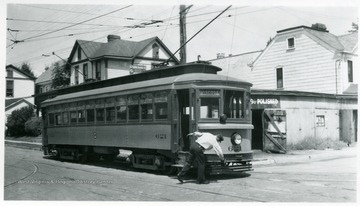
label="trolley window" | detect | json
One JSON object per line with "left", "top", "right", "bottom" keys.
{"left": 224, "top": 90, "right": 245, "bottom": 119}
{"left": 140, "top": 93, "right": 153, "bottom": 120}
{"left": 77, "top": 102, "right": 86, "bottom": 123}
{"left": 154, "top": 91, "right": 168, "bottom": 120}
{"left": 116, "top": 97, "right": 127, "bottom": 122}
{"left": 128, "top": 95, "right": 139, "bottom": 121}
{"left": 105, "top": 98, "right": 116, "bottom": 123}
{"left": 86, "top": 100, "right": 95, "bottom": 123}
{"left": 63, "top": 112, "right": 69, "bottom": 125}
{"left": 106, "top": 107, "right": 116, "bottom": 122}
{"left": 78, "top": 110, "right": 86, "bottom": 123}
{"left": 200, "top": 98, "right": 219, "bottom": 119}
{"left": 55, "top": 113, "right": 62, "bottom": 125}
{"left": 95, "top": 99, "right": 105, "bottom": 123}
{"left": 96, "top": 108, "right": 105, "bottom": 122}
{"left": 48, "top": 113, "right": 55, "bottom": 126}
{"left": 70, "top": 111, "right": 77, "bottom": 124}
{"left": 87, "top": 109, "right": 95, "bottom": 123}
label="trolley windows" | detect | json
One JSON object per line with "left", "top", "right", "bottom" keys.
{"left": 106, "top": 107, "right": 116, "bottom": 122}
{"left": 46, "top": 91, "right": 170, "bottom": 126}
{"left": 96, "top": 108, "right": 105, "bottom": 122}
{"left": 55, "top": 113, "right": 62, "bottom": 125}
{"left": 141, "top": 93, "right": 153, "bottom": 120}
{"left": 78, "top": 110, "right": 86, "bottom": 123}
{"left": 70, "top": 111, "right": 77, "bottom": 124}
{"left": 200, "top": 98, "right": 219, "bottom": 119}
{"left": 63, "top": 112, "right": 69, "bottom": 125}
{"left": 87, "top": 109, "right": 95, "bottom": 123}
{"left": 154, "top": 91, "right": 168, "bottom": 120}
{"left": 224, "top": 90, "right": 245, "bottom": 119}
{"left": 116, "top": 106, "right": 127, "bottom": 122}
{"left": 128, "top": 95, "right": 139, "bottom": 121}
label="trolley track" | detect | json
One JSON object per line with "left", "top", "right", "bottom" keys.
{"left": 7, "top": 157, "right": 266, "bottom": 202}
{"left": 4, "top": 162, "right": 39, "bottom": 188}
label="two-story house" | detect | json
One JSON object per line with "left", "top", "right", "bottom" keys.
{"left": 248, "top": 24, "right": 358, "bottom": 152}
{"left": 68, "top": 35, "right": 179, "bottom": 85}
{"left": 252, "top": 24, "right": 358, "bottom": 94}
{"left": 5, "top": 65, "right": 36, "bottom": 121}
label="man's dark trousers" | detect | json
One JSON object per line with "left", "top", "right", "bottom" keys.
{"left": 178, "top": 143, "right": 206, "bottom": 183}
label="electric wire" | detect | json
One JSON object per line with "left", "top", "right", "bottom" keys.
{"left": 20, "top": 5, "right": 133, "bottom": 41}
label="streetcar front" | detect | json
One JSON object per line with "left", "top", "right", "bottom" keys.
{"left": 196, "top": 87, "right": 253, "bottom": 174}
{"left": 175, "top": 74, "right": 253, "bottom": 175}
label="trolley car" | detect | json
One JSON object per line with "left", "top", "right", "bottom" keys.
{"left": 42, "top": 63, "right": 253, "bottom": 175}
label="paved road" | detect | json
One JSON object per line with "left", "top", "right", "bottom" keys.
{"left": 4, "top": 145, "right": 357, "bottom": 202}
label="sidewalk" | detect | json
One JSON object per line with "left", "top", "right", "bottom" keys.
{"left": 252, "top": 145, "right": 358, "bottom": 165}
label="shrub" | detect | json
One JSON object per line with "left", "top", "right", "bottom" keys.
{"left": 6, "top": 106, "right": 35, "bottom": 137}
{"left": 25, "top": 116, "right": 42, "bottom": 136}
{"left": 287, "top": 136, "right": 348, "bottom": 150}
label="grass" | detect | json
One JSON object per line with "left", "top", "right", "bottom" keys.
{"left": 287, "top": 136, "right": 349, "bottom": 150}
{"left": 5, "top": 135, "right": 42, "bottom": 143}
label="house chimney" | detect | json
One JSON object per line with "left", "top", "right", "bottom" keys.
{"left": 311, "top": 23, "right": 328, "bottom": 32}
{"left": 107, "top": 35, "right": 121, "bottom": 42}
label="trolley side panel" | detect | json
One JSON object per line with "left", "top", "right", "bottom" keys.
{"left": 47, "top": 124, "right": 172, "bottom": 150}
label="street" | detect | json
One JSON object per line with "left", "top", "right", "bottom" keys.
{"left": 4, "top": 145, "right": 357, "bottom": 202}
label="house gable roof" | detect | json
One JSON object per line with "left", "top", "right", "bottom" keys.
{"left": 5, "top": 98, "right": 34, "bottom": 111}
{"left": 6, "top": 64, "right": 36, "bottom": 80}
{"left": 68, "top": 36, "right": 179, "bottom": 63}
{"left": 253, "top": 26, "right": 358, "bottom": 67}
{"left": 36, "top": 60, "right": 66, "bottom": 84}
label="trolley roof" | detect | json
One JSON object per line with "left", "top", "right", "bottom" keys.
{"left": 42, "top": 73, "right": 251, "bottom": 107}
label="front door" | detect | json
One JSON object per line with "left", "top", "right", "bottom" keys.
{"left": 177, "top": 89, "right": 196, "bottom": 151}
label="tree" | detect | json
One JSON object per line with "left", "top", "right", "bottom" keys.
{"left": 20, "top": 62, "right": 36, "bottom": 78}
{"left": 6, "top": 106, "right": 35, "bottom": 137}
{"left": 348, "top": 22, "right": 358, "bottom": 33}
{"left": 266, "top": 36, "right": 273, "bottom": 46}
{"left": 51, "top": 61, "right": 70, "bottom": 89}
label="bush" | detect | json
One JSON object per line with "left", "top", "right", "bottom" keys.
{"left": 25, "top": 116, "right": 42, "bottom": 136}
{"left": 6, "top": 106, "right": 35, "bottom": 137}
{"left": 287, "top": 136, "right": 348, "bottom": 150}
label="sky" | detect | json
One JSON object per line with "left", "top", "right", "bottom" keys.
{"left": 2, "top": 0, "right": 359, "bottom": 77}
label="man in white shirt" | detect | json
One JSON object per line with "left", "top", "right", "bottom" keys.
{"left": 177, "top": 132, "right": 226, "bottom": 184}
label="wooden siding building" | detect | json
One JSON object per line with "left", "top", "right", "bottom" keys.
{"left": 210, "top": 25, "right": 358, "bottom": 152}
{"left": 5, "top": 65, "right": 36, "bottom": 122}
{"left": 249, "top": 25, "right": 358, "bottom": 152}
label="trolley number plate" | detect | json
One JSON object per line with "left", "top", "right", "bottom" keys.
{"left": 155, "top": 134, "right": 167, "bottom": 139}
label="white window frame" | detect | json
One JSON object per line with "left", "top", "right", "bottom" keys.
{"left": 287, "top": 37, "right": 295, "bottom": 50}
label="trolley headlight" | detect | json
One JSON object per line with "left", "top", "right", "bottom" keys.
{"left": 231, "top": 132, "right": 242, "bottom": 145}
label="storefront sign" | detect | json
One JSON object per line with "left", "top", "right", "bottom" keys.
{"left": 251, "top": 96, "right": 280, "bottom": 109}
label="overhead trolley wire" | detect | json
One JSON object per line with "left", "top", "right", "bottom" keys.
{"left": 19, "top": 5, "right": 133, "bottom": 42}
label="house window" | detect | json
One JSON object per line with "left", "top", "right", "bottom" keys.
{"left": 6, "top": 80, "right": 14, "bottom": 97}
{"left": 83, "top": 64, "right": 88, "bottom": 81}
{"left": 77, "top": 47, "right": 82, "bottom": 60}
{"left": 96, "top": 61, "right": 101, "bottom": 80}
{"left": 316, "top": 115, "right": 325, "bottom": 127}
{"left": 74, "top": 66, "right": 79, "bottom": 85}
{"left": 7, "top": 70, "right": 13, "bottom": 78}
{"left": 276, "top": 67, "right": 283, "bottom": 89}
{"left": 287, "top": 37, "right": 295, "bottom": 50}
{"left": 348, "top": 60, "right": 353, "bottom": 83}
{"left": 152, "top": 43, "right": 159, "bottom": 59}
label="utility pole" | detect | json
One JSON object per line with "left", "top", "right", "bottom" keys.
{"left": 179, "top": 5, "right": 192, "bottom": 64}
